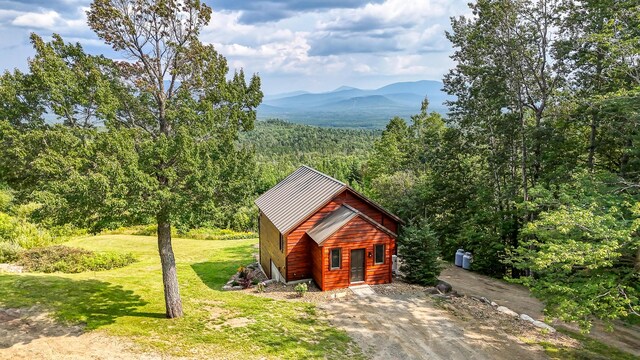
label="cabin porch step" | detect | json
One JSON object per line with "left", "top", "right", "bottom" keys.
{"left": 349, "top": 284, "right": 376, "bottom": 297}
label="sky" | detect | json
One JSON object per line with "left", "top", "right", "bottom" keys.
{"left": 0, "top": 0, "right": 470, "bottom": 94}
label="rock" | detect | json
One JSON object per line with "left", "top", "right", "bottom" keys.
{"left": 331, "top": 291, "right": 347, "bottom": 299}
{"left": 435, "top": 280, "right": 452, "bottom": 294}
{"left": 490, "top": 301, "right": 498, "bottom": 307}
{"left": 0, "top": 264, "right": 24, "bottom": 273}
{"left": 5, "top": 308, "right": 21, "bottom": 317}
{"left": 531, "top": 320, "right": 556, "bottom": 333}
{"left": 496, "top": 306, "right": 518, "bottom": 317}
{"left": 480, "top": 296, "right": 491, "bottom": 304}
{"left": 520, "top": 314, "right": 535, "bottom": 322}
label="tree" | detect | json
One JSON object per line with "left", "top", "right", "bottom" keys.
{"left": 86, "top": 0, "right": 262, "bottom": 318}
{"left": 398, "top": 221, "right": 441, "bottom": 286}
{"left": 511, "top": 172, "right": 639, "bottom": 330}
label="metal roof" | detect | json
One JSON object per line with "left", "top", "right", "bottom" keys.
{"left": 255, "top": 165, "right": 347, "bottom": 234}
{"left": 306, "top": 205, "right": 358, "bottom": 245}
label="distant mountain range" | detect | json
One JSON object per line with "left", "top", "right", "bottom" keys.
{"left": 258, "top": 80, "right": 451, "bottom": 129}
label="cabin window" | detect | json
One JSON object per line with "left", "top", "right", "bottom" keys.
{"left": 279, "top": 234, "right": 284, "bottom": 252}
{"left": 330, "top": 248, "right": 341, "bottom": 270}
{"left": 374, "top": 244, "right": 385, "bottom": 264}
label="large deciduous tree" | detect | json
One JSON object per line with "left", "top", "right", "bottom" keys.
{"left": 86, "top": 0, "right": 262, "bottom": 318}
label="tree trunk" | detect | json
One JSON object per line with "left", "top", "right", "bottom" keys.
{"left": 157, "top": 218, "right": 183, "bottom": 318}
{"left": 587, "top": 112, "right": 597, "bottom": 172}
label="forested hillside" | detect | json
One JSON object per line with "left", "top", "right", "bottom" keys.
{"left": 242, "top": 120, "right": 378, "bottom": 194}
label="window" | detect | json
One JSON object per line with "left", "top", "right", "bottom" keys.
{"left": 374, "top": 244, "right": 385, "bottom": 264}
{"left": 330, "top": 248, "right": 341, "bottom": 270}
{"left": 279, "top": 234, "right": 284, "bottom": 252}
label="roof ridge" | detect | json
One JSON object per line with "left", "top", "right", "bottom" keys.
{"left": 300, "top": 165, "right": 346, "bottom": 186}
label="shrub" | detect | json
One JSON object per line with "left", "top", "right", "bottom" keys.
{"left": 183, "top": 227, "right": 256, "bottom": 240}
{"left": 236, "top": 266, "right": 256, "bottom": 289}
{"left": 17, "top": 245, "right": 136, "bottom": 273}
{"left": 398, "top": 221, "right": 442, "bottom": 286}
{"left": 0, "top": 241, "right": 23, "bottom": 263}
{"left": 80, "top": 252, "right": 137, "bottom": 271}
{"left": 294, "top": 282, "right": 308, "bottom": 297}
{"left": 102, "top": 224, "right": 161, "bottom": 236}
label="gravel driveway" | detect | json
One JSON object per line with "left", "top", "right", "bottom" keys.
{"left": 318, "top": 293, "right": 547, "bottom": 360}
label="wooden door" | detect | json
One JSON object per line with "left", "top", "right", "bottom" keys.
{"left": 350, "top": 249, "right": 365, "bottom": 283}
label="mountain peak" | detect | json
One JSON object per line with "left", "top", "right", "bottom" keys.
{"left": 331, "top": 85, "right": 359, "bottom": 93}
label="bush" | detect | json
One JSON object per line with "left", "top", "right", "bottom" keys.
{"left": 0, "top": 241, "right": 23, "bottom": 263}
{"left": 182, "top": 227, "right": 256, "bottom": 240}
{"left": 398, "top": 221, "right": 442, "bottom": 286}
{"left": 80, "top": 252, "right": 137, "bottom": 271}
{"left": 294, "top": 282, "right": 308, "bottom": 297}
{"left": 17, "top": 245, "right": 136, "bottom": 273}
{"left": 102, "top": 224, "right": 161, "bottom": 236}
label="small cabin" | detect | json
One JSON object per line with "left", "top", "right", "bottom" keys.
{"left": 255, "top": 165, "right": 402, "bottom": 291}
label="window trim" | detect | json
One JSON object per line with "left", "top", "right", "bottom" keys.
{"left": 329, "top": 248, "right": 341, "bottom": 270}
{"left": 279, "top": 233, "right": 284, "bottom": 252}
{"left": 374, "top": 244, "right": 385, "bottom": 265}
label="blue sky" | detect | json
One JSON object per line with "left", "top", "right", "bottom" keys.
{"left": 0, "top": 0, "right": 470, "bottom": 94}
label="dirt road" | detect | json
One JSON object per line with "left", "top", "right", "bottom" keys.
{"left": 319, "top": 294, "right": 547, "bottom": 360}
{"left": 440, "top": 265, "right": 640, "bottom": 357}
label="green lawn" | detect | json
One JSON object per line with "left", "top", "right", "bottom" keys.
{"left": 0, "top": 235, "right": 362, "bottom": 359}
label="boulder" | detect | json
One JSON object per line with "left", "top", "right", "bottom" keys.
{"left": 520, "top": 314, "right": 535, "bottom": 323}
{"left": 0, "top": 264, "right": 24, "bottom": 273}
{"left": 490, "top": 301, "right": 498, "bottom": 307}
{"left": 496, "top": 306, "right": 518, "bottom": 317}
{"left": 531, "top": 320, "right": 556, "bottom": 333}
{"left": 435, "top": 280, "right": 453, "bottom": 294}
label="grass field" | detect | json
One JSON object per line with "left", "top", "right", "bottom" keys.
{"left": 0, "top": 235, "right": 362, "bottom": 359}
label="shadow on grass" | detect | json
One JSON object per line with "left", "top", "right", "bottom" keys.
{"left": 191, "top": 244, "right": 256, "bottom": 290}
{"left": 0, "top": 274, "right": 163, "bottom": 348}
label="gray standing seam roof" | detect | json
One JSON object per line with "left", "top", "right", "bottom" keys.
{"left": 255, "top": 165, "right": 347, "bottom": 234}
{"left": 306, "top": 205, "right": 358, "bottom": 245}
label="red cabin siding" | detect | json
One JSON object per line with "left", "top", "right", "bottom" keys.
{"left": 285, "top": 188, "right": 399, "bottom": 288}
{"left": 319, "top": 217, "right": 395, "bottom": 290}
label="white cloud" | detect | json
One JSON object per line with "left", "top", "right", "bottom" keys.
{"left": 0, "top": 0, "right": 471, "bottom": 94}
{"left": 12, "top": 10, "right": 61, "bottom": 29}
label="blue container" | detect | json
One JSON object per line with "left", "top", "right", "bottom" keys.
{"left": 455, "top": 249, "right": 465, "bottom": 267}
{"left": 462, "top": 252, "right": 472, "bottom": 270}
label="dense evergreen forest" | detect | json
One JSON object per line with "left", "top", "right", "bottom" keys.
{"left": 0, "top": 0, "right": 638, "bottom": 330}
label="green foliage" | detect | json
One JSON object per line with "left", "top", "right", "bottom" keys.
{"left": 102, "top": 224, "right": 166, "bottom": 237}
{"left": 0, "top": 186, "right": 80, "bottom": 254}
{"left": 0, "top": 242, "right": 23, "bottom": 263}
{"left": 243, "top": 119, "right": 377, "bottom": 195}
{"left": 398, "top": 221, "right": 442, "bottom": 286}
{"left": 17, "top": 245, "right": 135, "bottom": 273}
{"left": 182, "top": 228, "right": 256, "bottom": 241}
{"left": 294, "top": 282, "right": 309, "bottom": 297}
{"left": 511, "top": 172, "right": 639, "bottom": 330}
{"left": 535, "top": 328, "right": 640, "bottom": 360}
